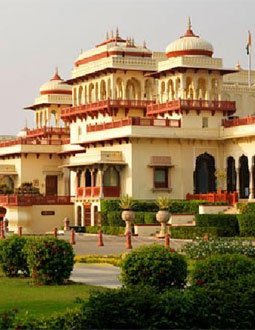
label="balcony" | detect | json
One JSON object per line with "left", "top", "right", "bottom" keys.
{"left": 61, "top": 99, "right": 155, "bottom": 121}
{"left": 26, "top": 127, "right": 70, "bottom": 138}
{"left": 147, "top": 99, "right": 236, "bottom": 116}
{"left": 0, "top": 195, "right": 72, "bottom": 206}
{"left": 0, "top": 138, "right": 70, "bottom": 149}
{"left": 76, "top": 186, "right": 120, "bottom": 198}
{"left": 222, "top": 116, "right": 255, "bottom": 128}
{"left": 87, "top": 116, "right": 181, "bottom": 133}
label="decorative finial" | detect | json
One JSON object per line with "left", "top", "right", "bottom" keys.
{"left": 116, "top": 27, "right": 119, "bottom": 38}
{"left": 106, "top": 31, "right": 109, "bottom": 40}
{"left": 143, "top": 40, "right": 147, "bottom": 48}
{"left": 236, "top": 61, "right": 241, "bottom": 70}
{"left": 188, "top": 16, "right": 192, "bottom": 30}
{"left": 110, "top": 29, "right": 114, "bottom": 38}
{"left": 55, "top": 66, "right": 58, "bottom": 75}
{"left": 51, "top": 66, "right": 61, "bottom": 81}
{"left": 25, "top": 118, "right": 28, "bottom": 129}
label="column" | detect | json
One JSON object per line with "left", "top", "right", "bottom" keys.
{"left": 249, "top": 166, "right": 254, "bottom": 199}
{"left": 99, "top": 168, "right": 105, "bottom": 198}
{"left": 236, "top": 167, "right": 240, "bottom": 197}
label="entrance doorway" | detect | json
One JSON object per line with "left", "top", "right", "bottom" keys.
{"left": 239, "top": 155, "right": 250, "bottom": 198}
{"left": 227, "top": 157, "right": 236, "bottom": 193}
{"left": 194, "top": 153, "right": 216, "bottom": 194}
{"left": 45, "top": 175, "right": 58, "bottom": 195}
{"left": 84, "top": 204, "right": 91, "bottom": 226}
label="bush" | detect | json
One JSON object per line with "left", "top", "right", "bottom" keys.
{"left": 133, "top": 212, "right": 145, "bottom": 224}
{"left": 0, "top": 235, "right": 29, "bottom": 277}
{"left": 237, "top": 202, "right": 255, "bottom": 214}
{"left": 144, "top": 212, "right": 157, "bottom": 224}
{"left": 237, "top": 214, "right": 255, "bottom": 236}
{"left": 69, "top": 226, "right": 85, "bottom": 233}
{"left": 107, "top": 211, "right": 124, "bottom": 227}
{"left": 85, "top": 226, "right": 125, "bottom": 236}
{"left": 75, "top": 254, "right": 122, "bottom": 267}
{"left": 24, "top": 237, "right": 74, "bottom": 285}
{"left": 183, "top": 237, "right": 255, "bottom": 259}
{"left": 192, "top": 254, "right": 255, "bottom": 285}
{"left": 170, "top": 226, "right": 219, "bottom": 239}
{"left": 195, "top": 214, "right": 239, "bottom": 236}
{"left": 121, "top": 245, "right": 187, "bottom": 291}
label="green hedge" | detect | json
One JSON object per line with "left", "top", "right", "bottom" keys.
{"left": 85, "top": 226, "right": 125, "bottom": 236}
{"left": 237, "top": 202, "right": 255, "bottom": 214}
{"left": 237, "top": 214, "right": 255, "bottom": 236}
{"left": 170, "top": 226, "right": 219, "bottom": 239}
{"left": 195, "top": 214, "right": 239, "bottom": 237}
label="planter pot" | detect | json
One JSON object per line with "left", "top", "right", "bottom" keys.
{"left": 156, "top": 210, "right": 170, "bottom": 238}
{"left": 121, "top": 210, "right": 135, "bottom": 235}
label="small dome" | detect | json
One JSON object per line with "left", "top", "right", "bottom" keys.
{"left": 165, "top": 19, "right": 214, "bottom": 58}
{"left": 39, "top": 69, "right": 72, "bottom": 95}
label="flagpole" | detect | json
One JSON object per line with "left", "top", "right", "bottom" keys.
{"left": 249, "top": 50, "right": 251, "bottom": 87}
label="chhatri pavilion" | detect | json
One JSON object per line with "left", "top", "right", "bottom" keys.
{"left": 0, "top": 20, "right": 255, "bottom": 233}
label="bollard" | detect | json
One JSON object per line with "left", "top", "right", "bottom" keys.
{"left": 18, "top": 227, "right": 22, "bottom": 237}
{"left": 126, "top": 231, "right": 132, "bottom": 249}
{"left": 54, "top": 227, "right": 58, "bottom": 238}
{"left": 165, "top": 233, "right": 170, "bottom": 248}
{"left": 70, "top": 229, "right": 75, "bottom": 245}
{"left": 97, "top": 229, "right": 104, "bottom": 247}
{"left": 3, "top": 218, "right": 8, "bottom": 232}
{"left": 0, "top": 228, "right": 5, "bottom": 239}
{"left": 64, "top": 217, "right": 70, "bottom": 231}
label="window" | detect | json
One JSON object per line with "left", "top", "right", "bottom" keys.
{"left": 202, "top": 117, "right": 208, "bottom": 128}
{"left": 154, "top": 167, "right": 168, "bottom": 188}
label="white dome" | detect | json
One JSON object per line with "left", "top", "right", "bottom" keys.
{"left": 165, "top": 22, "right": 214, "bottom": 58}
{"left": 39, "top": 71, "right": 71, "bottom": 95}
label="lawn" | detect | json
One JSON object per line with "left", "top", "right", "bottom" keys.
{"left": 0, "top": 275, "right": 104, "bottom": 318}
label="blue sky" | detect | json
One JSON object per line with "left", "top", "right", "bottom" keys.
{"left": 0, "top": 0, "right": 254, "bottom": 134}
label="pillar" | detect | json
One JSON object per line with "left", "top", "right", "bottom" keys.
{"left": 249, "top": 165, "right": 254, "bottom": 199}
{"left": 236, "top": 167, "right": 240, "bottom": 196}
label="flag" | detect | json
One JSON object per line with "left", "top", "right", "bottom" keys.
{"left": 246, "top": 31, "right": 251, "bottom": 55}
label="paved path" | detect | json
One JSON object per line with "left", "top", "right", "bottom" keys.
{"left": 71, "top": 263, "right": 121, "bottom": 288}
{"left": 61, "top": 233, "right": 189, "bottom": 255}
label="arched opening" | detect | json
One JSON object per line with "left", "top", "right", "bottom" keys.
{"left": 77, "top": 206, "right": 82, "bottom": 226}
{"left": 39, "top": 112, "right": 43, "bottom": 128}
{"left": 175, "top": 78, "right": 181, "bottom": 98}
{"left": 0, "top": 176, "right": 14, "bottom": 192}
{"left": 103, "top": 167, "right": 120, "bottom": 187}
{"left": 95, "top": 83, "right": 99, "bottom": 101}
{"left": 239, "top": 155, "right": 250, "bottom": 198}
{"left": 160, "top": 81, "right": 165, "bottom": 102}
{"left": 84, "top": 85, "right": 87, "bottom": 104}
{"left": 194, "top": 153, "right": 216, "bottom": 194}
{"left": 50, "top": 110, "right": 57, "bottom": 127}
{"left": 227, "top": 157, "right": 236, "bottom": 193}
{"left": 94, "top": 205, "right": 99, "bottom": 226}
{"left": 145, "top": 79, "right": 153, "bottom": 100}
{"left": 197, "top": 78, "right": 207, "bottom": 99}
{"left": 116, "top": 78, "right": 124, "bottom": 99}
{"left": 107, "top": 79, "right": 111, "bottom": 99}
{"left": 77, "top": 170, "right": 82, "bottom": 188}
{"left": 126, "top": 78, "right": 141, "bottom": 100}
{"left": 78, "top": 86, "right": 83, "bottom": 105}
{"left": 186, "top": 77, "right": 194, "bottom": 99}
{"left": 100, "top": 80, "right": 107, "bottom": 100}
{"left": 85, "top": 169, "right": 92, "bottom": 187}
{"left": 167, "top": 79, "right": 175, "bottom": 101}
{"left": 88, "top": 83, "right": 94, "bottom": 103}
{"left": 211, "top": 79, "right": 219, "bottom": 100}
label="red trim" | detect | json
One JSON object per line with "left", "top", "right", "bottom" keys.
{"left": 40, "top": 90, "right": 72, "bottom": 95}
{"left": 166, "top": 49, "right": 213, "bottom": 58}
{"left": 75, "top": 50, "right": 152, "bottom": 67}
{"left": 96, "top": 36, "right": 126, "bottom": 47}
{"left": 0, "top": 195, "right": 73, "bottom": 206}
{"left": 222, "top": 115, "right": 255, "bottom": 128}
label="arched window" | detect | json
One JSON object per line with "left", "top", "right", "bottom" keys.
{"left": 197, "top": 78, "right": 207, "bottom": 99}
{"left": 186, "top": 77, "right": 194, "bottom": 99}
{"left": 78, "top": 86, "right": 83, "bottom": 105}
{"left": 145, "top": 79, "right": 153, "bottom": 100}
{"left": 103, "top": 167, "right": 119, "bottom": 187}
{"left": 73, "top": 87, "right": 77, "bottom": 106}
{"left": 116, "top": 78, "right": 124, "bottom": 99}
{"left": 100, "top": 80, "right": 107, "bottom": 100}
{"left": 126, "top": 78, "right": 141, "bottom": 100}
{"left": 88, "top": 83, "right": 94, "bottom": 103}
{"left": 227, "top": 157, "right": 236, "bottom": 193}
{"left": 239, "top": 155, "right": 250, "bottom": 198}
{"left": 194, "top": 153, "right": 216, "bottom": 194}
{"left": 85, "top": 169, "right": 92, "bottom": 187}
{"left": 167, "top": 79, "right": 175, "bottom": 100}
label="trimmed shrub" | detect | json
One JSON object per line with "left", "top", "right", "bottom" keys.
{"left": 183, "top": 237, "right": 255, "bottom": 259}
{"left": 237, "top": 214, "right": 255, "bottom": 236}
{"left": 24, "top": 237, "right": 74, "bottom": 285}
{"left": 170, "top": 226, "right": 218, "bottom": 239}
{"left": 100, "top": 199, "right": 120, "bottom": 212}
{"left": 195, "top": 214, "right": 239, "bottom": 236}
{"left": 133, "top": 211, "right": 145, "bottom": 224}
{"left": 69, "top": 226, "right": 85, "bottom": 233}
{"left": 85, "top": 226, "right": 125, "bottom": 236}
{"left": 237, "top": 202, "right": 255, "bottom": 214}
{"left": 121, "top": 245, "right": 187, "bottom": 291}
{"left": 107, "top": 211, "right": 124, "bottom": 227}
{"left": 192, "top": 254, "right": 255, "bottom": 286}
{"left": 144, "top": 212, "right": 157, "bottom": 224}
{"left": 0, "top": 235, "right": 29, "bottom": 277}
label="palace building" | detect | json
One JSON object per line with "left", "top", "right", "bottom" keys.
{"left": 1, "top": 20, "right": 255, "bottom": 233}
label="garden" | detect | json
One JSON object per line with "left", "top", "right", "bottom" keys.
{"left": 1, "top": 198, "right": 255, "bottom": 328}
